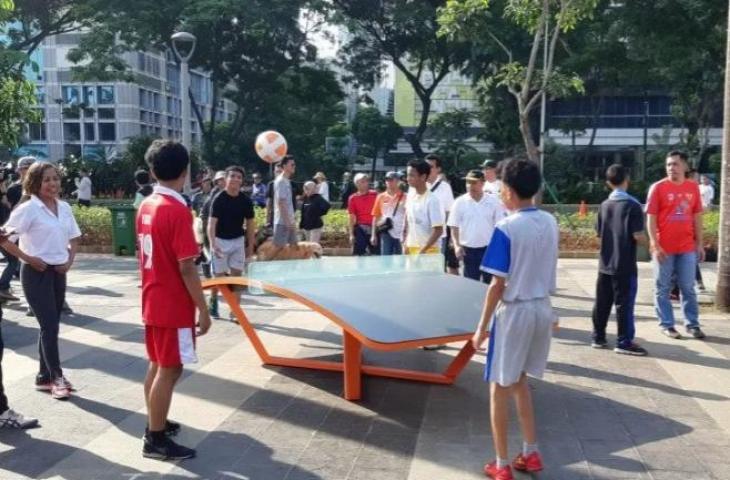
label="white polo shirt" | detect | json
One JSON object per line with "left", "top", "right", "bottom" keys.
{"left": 426, "top": 176, "right": 453, "bottom": 239}
{"left": 76, "top": 176, "right": 92, "bottom": 201}
{"left": 483, "top": 179, "right": 502, "bottom": 196}
{"left": 5, "top": 195, "right": 82, "bottom": 265}
{"left": 448, "top": 193, "right": 506, "bottom": 248}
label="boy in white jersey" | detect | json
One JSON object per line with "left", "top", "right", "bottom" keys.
{"left": 472, "top": 158, "right": 559, "bottom": 480}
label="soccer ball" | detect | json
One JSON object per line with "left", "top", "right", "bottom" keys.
{"left": 255, "top": 130, "right": 288, "bottom": 164}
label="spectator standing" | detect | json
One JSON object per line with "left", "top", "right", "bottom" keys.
{"left": 300, "top": 181, "right": 330, "bottom": 243}
{"left": 271, "top": 156, "right": 298, "bottom": 256}
{"left": 265, "top": 164, "right": 283, "bottom": 227}
{"left": 448, "top": 170, "right": 505, "bottom": 283}
{"left": 371, "top": 171, "right": 407, "bottom": 255}
{"left": 0, "top": 156, "right": 33, "bottom": 302}
{"left": 404, "top": 160, "right": 444, "bottom": 255}
{"left": 348, "top": 173, "right": 378, "bottom": 256}
{"left": 340, "top": 172, "right": 356, "bottom": 209}
{"left": 472, "top": 158, "right": 559, "bottom": 479}
{"left": 591, "top": 164, "right": 648, "bottom": 356}
{"left": 136, "top": 139, "right": 211, "bottom": 460}
{"left": 314, "top": 172, "right": 330, "bottom": 202}
{"left": 133, "top": 169, "right": 155, "bottom": 209}
{"left": 0, "top": 225, "right": 38, "bottom": 429}
{"left": 251, "top": 173, "right": 268, "bottom": 208}
{"left": 646, "top": 151, "right": 705, "bottom": 340}
{"left": 199, "top": 170, "right": 226, "bottom": 317}
{"left": 2, "top": 162, "right": 82, "bottom": 400}
{"left": 425, "top": 154, "right": 457, "bottom": 274}
{"left": 191, "top": 177, "right": 213, "bottom": 215}
{"left": 699, "top": 175, "right": 714, "bottom": 209}
{"left": 207, "top": 166, "right": 256, "bottom": 319}
{"left": 482, "top": 159, "right": 503, "bottom": 195}
{"left": 74, "top": 169, "right": 92, "bottom": 207}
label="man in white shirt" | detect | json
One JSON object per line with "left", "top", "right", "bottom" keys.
{"left": 449, "top": 170, "right": 506, "bottom": 283}
{"left": 699, "top": 175, "right": 714, "bottom": 209}
{"left": 404, "top": 159, "right": 444, "bottom": 255}
{"left": 482, "top": 159, "right": 503, "bottom": 196}
{"left": 74, "top": 169, "right": 93, "bottom": 207}
{"left": 425, "top": 154, "right": 457, "bottom": 274}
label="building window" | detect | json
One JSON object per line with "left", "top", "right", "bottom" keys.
{"left": 62, "top": 86, "right": 80, "bottom": 105}
{"left": 63, "top": 123, "right": 81, "bottom": 142}
{"left": 98, "top": 85, "right": 114, "bottom": 104}
{"left": 83, "top": 86, "right": 96, "bottom": 105}
{"left": 99, "top": 123, "right": 116, "bottom": 141}
{"left": 35, "top": 86, "right": 45, "bottom": 104}
{"left": 83, "top": 108, "right": 95, "bottom": 119}
{"left": 28, "top": 123, "right": 46, "bottom": 141}
{"left": 98, "top": 108, "right": 115, "bottom": 119}
{"left": 84, "top": 123, "right": 95, "bottom": 141}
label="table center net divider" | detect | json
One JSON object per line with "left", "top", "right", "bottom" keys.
{"left": 202, "top": 255, "right": 486, "bottom": 401}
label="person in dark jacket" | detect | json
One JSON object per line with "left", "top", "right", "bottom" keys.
{"left": 299, "top": 181, "right": 330, "bottom": 244}
{"left": 340, "top": 172, "right": 356, "bottom": 209}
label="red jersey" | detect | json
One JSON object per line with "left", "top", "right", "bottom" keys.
{"left": 137, "top": 187, "right": 200, "bottom": 328}
{"left": 347, "top": 190, "right": 378, "bottom": 226}
{"left": 645, "top": 178, "right": 702, "bottom": 254}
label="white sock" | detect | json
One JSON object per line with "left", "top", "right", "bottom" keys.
{"left": 523, "top": 442, "right": 539, "bottom": 455}
{"left": 496, "top": 457, "right": 509, "bottom": 468}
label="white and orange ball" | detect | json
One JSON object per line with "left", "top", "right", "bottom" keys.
{"left": 255, "top": 130, "right": 288, "bottom": 164}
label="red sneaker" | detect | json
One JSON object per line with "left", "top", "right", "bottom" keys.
{"left": 484, "top": 461, "right": 514, "bottom": 479}
{"left": 512, "top": 451, "right": 544, "bottom": 472}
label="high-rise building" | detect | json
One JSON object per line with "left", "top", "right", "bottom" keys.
{"left": 17, "top": 32, "right": 236, "bottom": 162}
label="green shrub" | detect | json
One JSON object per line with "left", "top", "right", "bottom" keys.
{"left": 72, "top": 205, "right": 112, "bottom": 246}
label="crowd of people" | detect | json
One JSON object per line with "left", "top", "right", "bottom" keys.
{"left": 0, "top": 144, "right": 717, "bottom": 476}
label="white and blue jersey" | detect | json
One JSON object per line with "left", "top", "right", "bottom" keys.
{"left": 480, "top": 207, "right": 558, "bottom": 302}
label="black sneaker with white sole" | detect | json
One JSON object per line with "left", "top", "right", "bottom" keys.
{"left": 686, "top": 327, "right": 706, "bottom": 339}
{"left": 661, "top": 327, "right": 682, "bottom": 339}
{"left": 144, "top": 420, "right": 181, "bottom": 438}
{"left": 614, "top": 343, "right": 648, "bottom": 356}
{"left": 591, "top": 339, "right": 608, "bottom": 349}
{"left": 142, "top": 434, "right": 196, "bottom": 461}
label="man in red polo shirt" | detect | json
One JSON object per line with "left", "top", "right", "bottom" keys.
{"left": 646, "top": 150, "right": 705, "bottom": 340}
{"left": 348, "top": 173, "right": 379, "bottom": 255}
{"left": 137, "top": 139, "right": 211, "bottom": 461}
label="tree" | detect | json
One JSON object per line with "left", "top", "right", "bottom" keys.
{"left": 351, "top": 106, "right": 402, "bottom": 179}
{"left": 717, "top": 0, "right": 730, "bottom": 311}
{"left": 427, "top": 109, "right": 476, "bottom": 169}
{"left": 329, "top": 0, "right": 471, "bottom": 157}
{"left": 438, "top": 0, "right": 598, "bottom": 163}
{"left": 474, "top": 84, "right": 522, "bottom": 157}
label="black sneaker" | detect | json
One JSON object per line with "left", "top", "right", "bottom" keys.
{"left": 661, "top": 327, "right": 682, "bottom": 339}
{"left": 145, "top": 420, "right": 181, "bottom": 437}
{"left": 687, "top": 327, "right": 706, "bottom": 339}
{"left": 614, "top": 343, "right": 648, "bottom": 356}
{"left": 142, "top": 434, "right": 196, "bottom": 461}
{"left": 591, "top": 339, "right": 608, "bottom": 349}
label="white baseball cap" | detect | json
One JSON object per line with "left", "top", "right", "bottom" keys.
{"left": 353, "top": 173, "right": 368, "bottom": 184}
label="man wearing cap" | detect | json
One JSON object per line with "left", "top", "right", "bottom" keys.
{"left": 348, "top": 173, "right": 378, "bottom": 255}
{"left": 371, "top": 171, "right": 406, "bottom": 255}
{"left": 0, "top": 156, "right": 34, "bottom": 302}
{"left": 424, "top": 154, "right": 457, "bottom": 274}
{"left": 482, "top": 159, "right": 502, "bottom": 196}
{"left": 448, "top": 170, "right": 506, "bottom": 283}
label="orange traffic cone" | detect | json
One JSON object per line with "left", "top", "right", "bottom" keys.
{"left": 578, "top": 200, "right": 588, "bottom": 218}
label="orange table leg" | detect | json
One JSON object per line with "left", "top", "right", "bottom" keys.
{"left": 343, "top": 331, "right": 362, "bottom": 401}
{"left": 443, "top": 341, "right": 476, "bottom": 380}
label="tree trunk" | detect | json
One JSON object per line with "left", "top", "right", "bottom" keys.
{"left": 519, "top": 112, "right": 540, "bottom": 163}
{"left": 716, "top": 0, "right": 730, "bottom": 311}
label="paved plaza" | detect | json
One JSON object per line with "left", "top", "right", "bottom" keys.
{"left": 1, "top": 255, "right": 730, "bottom": 479}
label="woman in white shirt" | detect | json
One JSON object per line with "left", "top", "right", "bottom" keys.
{"left": 2, "top": 162, "right": 81, "bottom": 400}
{"left": 314, "top": 172, "right": 329, "bottom": 202}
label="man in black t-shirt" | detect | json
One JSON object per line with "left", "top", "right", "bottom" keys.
{"left": 207, "top": 166, "right": 256, "bottom": 318}
{"left": 591, "top": 164, "right": 647, "bottom": 356}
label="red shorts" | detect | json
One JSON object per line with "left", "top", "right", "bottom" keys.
{"left": 145, "top": 325, "right": 198, "bottom": 367}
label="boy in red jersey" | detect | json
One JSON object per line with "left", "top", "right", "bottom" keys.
{"left": 137, "top": 139, "right": 211, "bottom": 460}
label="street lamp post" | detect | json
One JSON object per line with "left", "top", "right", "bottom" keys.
{"left": 171, "top": 31, "right": 197, "bottom": 193}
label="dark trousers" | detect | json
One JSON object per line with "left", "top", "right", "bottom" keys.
{"left": 78, "top": 199, "right": 91, "bottom": 207}
{"left": 21, "top": 264, "right": 66, "bottom": 380}
{"left": 463, "top": 246, "right": 492, "bottom": 284}
{"left": 592, "top": 272, "right": 637, "bottom": 347}
{"left": 0, "top": 247, "right": 19, "bottom": 290}
{"left": 379, "top": 232, "right": 402, "bottom": 255}
{"left": 0, "top": 313, "right": 7, "bottom": 413}
{"left": 353, "top": 225, "right": 378, "bottom": 256}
